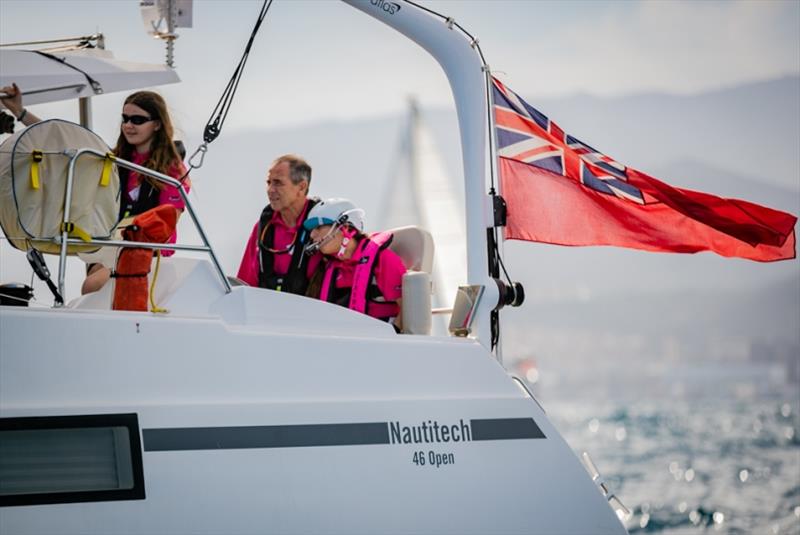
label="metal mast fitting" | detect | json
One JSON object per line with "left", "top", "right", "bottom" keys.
{"left": 140, "top": 0, "right": 193, "bottom": 68}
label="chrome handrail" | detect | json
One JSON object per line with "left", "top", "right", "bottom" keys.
{"left": 53, "top": 147, "right": 231, "bottom": 304}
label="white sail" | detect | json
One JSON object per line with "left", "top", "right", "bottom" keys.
{"left": 379, "top": 99, "right": 467, "bottom": 320}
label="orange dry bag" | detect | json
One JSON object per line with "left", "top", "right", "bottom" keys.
{"left": 112, "top": 205, "right": 178, "bottom": 311}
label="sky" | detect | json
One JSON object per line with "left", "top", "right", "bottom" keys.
{"left": 1, "top": 0, "right": 799, "bottom": 300}
{"left": 1, "top": 0, "right": 799, "bottom": 136}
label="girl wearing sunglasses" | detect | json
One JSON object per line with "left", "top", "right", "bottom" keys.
{"left": 0, "top": 84, "right": 190, "bottom": 294}
{"left": 82, "top": 90, "right": 191, "bottom": 293}
{"left": 114, "top": 91, "right": 190, "bottom": 223}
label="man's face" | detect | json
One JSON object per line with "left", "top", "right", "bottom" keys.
{"left": 266, "top": 161, "right": 307, "bottom": 213}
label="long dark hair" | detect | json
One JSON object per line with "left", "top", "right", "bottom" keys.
{"left": 113, "top": 91, "right": 181, "bottom": 190}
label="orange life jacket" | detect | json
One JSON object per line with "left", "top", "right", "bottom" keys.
{"left": 112, "top": 205, "right": 178, "bottom": 311}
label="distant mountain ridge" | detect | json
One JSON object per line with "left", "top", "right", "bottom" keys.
{"left": 528, "top": 76, "right": 800, "bottom": 192}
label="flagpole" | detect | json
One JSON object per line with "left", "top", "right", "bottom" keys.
{"left": 484, "top": 67, "right": 505, "bottom": 361}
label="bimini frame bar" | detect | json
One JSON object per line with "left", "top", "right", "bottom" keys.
{"left": 343, "top": 0, "right": 499, "bottom": 350}
{"left": 35, "top": 148, "right": 232, "bottom": 302}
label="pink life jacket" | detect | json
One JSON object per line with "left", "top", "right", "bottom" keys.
{"left": 319, "top": 232, "right": 399, "bottom": 321}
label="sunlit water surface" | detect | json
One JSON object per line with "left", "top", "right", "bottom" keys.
{"left": 539, "top": 365, "right": 799, "bottom": 534}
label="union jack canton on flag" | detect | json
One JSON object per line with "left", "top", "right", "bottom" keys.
{"left": 490, "top": 76, "right": 796, "bottom": 262}
{"left": 493, "top": 77, "right": 644, "bottom": 205}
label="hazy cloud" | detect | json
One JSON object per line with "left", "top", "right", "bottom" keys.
{"left": 500, "top": 0, "right": 800, "bottom": 97}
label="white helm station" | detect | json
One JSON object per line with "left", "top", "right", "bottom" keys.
{"left": 0, "top": 1, "right": 629, "bottom": 534}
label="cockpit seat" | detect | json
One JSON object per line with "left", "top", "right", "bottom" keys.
{"left": 386, "top": 226, "right": 434, "bottom": 335}
{"left": 386, "top": 225, "right": 434, "bottom": 273}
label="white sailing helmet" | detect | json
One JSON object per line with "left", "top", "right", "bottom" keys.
{"left": 304, "top": 198, "right": 365, "bottom": 232}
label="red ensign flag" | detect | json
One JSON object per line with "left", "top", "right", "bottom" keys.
{"left": 493, "top": 77, "right": 796, "bottom": 262}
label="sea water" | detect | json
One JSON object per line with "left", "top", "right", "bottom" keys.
{"left": 541, "top": 364, "right": 800, "bottom": 534}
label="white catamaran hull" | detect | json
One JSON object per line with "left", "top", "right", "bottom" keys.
{"left": 0, "top": 265, "right": 624, "bottom": 534}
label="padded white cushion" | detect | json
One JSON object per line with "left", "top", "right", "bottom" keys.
{"left": 387, "top": 225, "right": 434, "bottom": 273}
{"left": 0, "top": 119, "right": 119, "bottom": 254}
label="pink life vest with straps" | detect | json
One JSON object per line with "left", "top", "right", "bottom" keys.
{"left": 319, "top": 232, "right": 400, "bottom": 320}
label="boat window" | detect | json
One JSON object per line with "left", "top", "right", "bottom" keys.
{"left": 0, "top": 413, "right": 145, "bottom": 507}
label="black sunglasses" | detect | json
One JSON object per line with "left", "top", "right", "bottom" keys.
{"left": 121, "top": 114, "right": 154, "bottom": 125}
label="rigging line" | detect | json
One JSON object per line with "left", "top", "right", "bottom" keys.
{"left": 0, "top": 292, "right": 30, "bottom": 306}
{"left": 0, "top": 291, "right": 50, "bottom": 308}
{"left": 403, "top": 0, "right": 515, "bottom": 294}
{"left": 184, "top": 0, "right": 270, "bottom": 175}
{"left": 496, "top": 233, "right": 513, "bottom": 284}
{"left": 32, "top": 51, "right": 103, "bottom": 94}
{"left": 403, "top": 0, "right": 498, "bottom": 194}
{"left": 405, "top": 0, "right": 509, "bottom": 286}
{"left": 202, "top": 0, "right": 271, "bottom": 145}
{"left": 484, "top": 69, "right": 497, "bottom": 193}
{"left": 186, "top": 0, "right": 270, "bottom": 173}
{"left": 403, "top": 0, "right": 487, "bottom": 63}
{"left": 0, "top": 35, "right": 101, "bottom": 47}
{"left": 487, "top": 222, "right": 511, "bottom": 286}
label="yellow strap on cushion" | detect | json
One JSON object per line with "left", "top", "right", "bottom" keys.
{"left": 59, "top": 222, "right": 92, "bottom": 242}
{"left": 30, "top": 150, "right": 42, "bottom": 190}
{"left": 149, "top": 250, "right": 168, "bottom": 314}
{"left": 100, "top": 152, "right": 115, "bottom": 187}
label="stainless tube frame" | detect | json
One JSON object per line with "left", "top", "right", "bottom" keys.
{"left": 78, "top": 97, "right": 92, "bottom": 129}
{"left": 54, "top": 147, "right": 231, "bottom": 304}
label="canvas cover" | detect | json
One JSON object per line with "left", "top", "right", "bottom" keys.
{"left": 0, "top": 119, "right": 120, "bottom": 254}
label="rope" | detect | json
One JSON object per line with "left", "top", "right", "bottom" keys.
{"left": 0, "top": 292, "right": 50, "bottom": 308}
{"left": 203, "top": 0, "right": 270, "bottom": 143}
{"left": 32, "top": 50, "right": 103, "bottom": 94}
{"left": 185, "top": 0, "right": 272, "bottom": 174}
{"left": 149, "top": 250, "right": 168, "bottom": 314}
{"left": 405, "top": 0, "right": 497, "bottom": 193}
{"left": 0, "top": 292, "right": 31, "bottom": 305}
{"left": 0, "top": 35, "right": 101, "bottom": 47}
{"left": 404, "top": 0, "right": 516, "bottom": 352}
{"left": 404, "top": 0, "right": 505, "bottom": 238}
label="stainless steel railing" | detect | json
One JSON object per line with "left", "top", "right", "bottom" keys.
{"left": 27, "top": 148, "right": 232, "bottom": 303}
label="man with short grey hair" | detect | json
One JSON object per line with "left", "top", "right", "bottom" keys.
{"left": 236, "top": 154, "right": 321, "bottom": 294}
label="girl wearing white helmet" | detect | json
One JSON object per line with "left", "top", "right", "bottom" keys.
{"left": 304, "top": 198, "right": 406, "bottom": 328}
